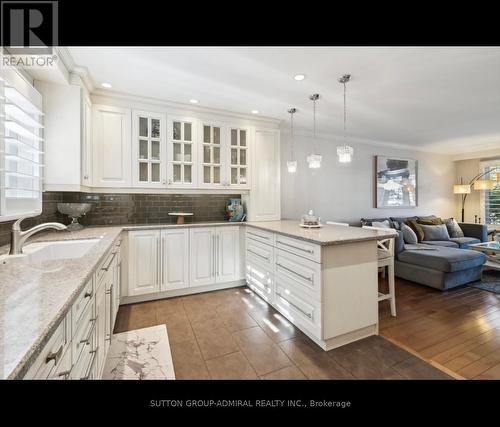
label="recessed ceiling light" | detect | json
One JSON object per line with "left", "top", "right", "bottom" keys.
{"left": 190, "top": 99, "right": 199, "bottom": 104}
{"left": 101, "top": 82, "right": 112, "bottom": 88}
{"left": 294, "top": 74, "right": 305, "bottom": 81}
{"left": 251, "top": 110, "right": 259, "bottom": 114}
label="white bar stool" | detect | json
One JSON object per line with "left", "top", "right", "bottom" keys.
{"left": 363, "top": 226, "right": 397, "bottom": 317}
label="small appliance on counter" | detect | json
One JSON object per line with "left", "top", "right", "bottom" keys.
{"left": 226, "top": 198, "right": 245, "bottom": 222}
{"left": 300, "top": 209, "right": 322, "bottom": 228}
{"left": 57, "top": 203, "right": 92, "bottom": 231}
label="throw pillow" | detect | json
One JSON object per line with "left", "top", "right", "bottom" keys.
{"left": 401, "top": 223, "right": 418, "bottom": 244}
{"left": 444, "top": 218, "right": 464, "bottom": 238}
{"left": 372, "top": 220, "right": 391, "bottom": 228}
{"left": 420, "top": 223, "right": 451, "bottom": 241}
{"left": 417, "top": 217, "right": 443, "bottom": 226}
{"left": 405, "top": 218, "right": 425, "bottom": 241}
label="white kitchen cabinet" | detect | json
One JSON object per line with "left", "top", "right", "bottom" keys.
{"left": 190, "top": 226, "right": 240, "bottom": 287}
{"left": 190, "top": 227, "right": 215, "bottom": 286}
{"left": 92, "top": 104, "right": 132, "bottom": 187}
{"left": 217, "top": 226, "right": 241, "bottom": 282}
{"left": 127, "top": 230, "right": 160, "bottom": 296}
{"left": 246, "top": 129, "right": 280, "bottom": 221}
{"left": 167, "top": 115, "right": 197, "bottom": 187}
{"left": 132, "top": 110, "right": 166, "bottom": 188}
{"left": 95, "top": 276, "right": 107, "bottom": 378}
{"left": 161, "top": 229, "right": 189, "bottom": 291}
{"left": 199, "top": 121, "right": 225, "bottom": 187}
{"left": 227, "top": 126, "right": 250, "bottom": 189}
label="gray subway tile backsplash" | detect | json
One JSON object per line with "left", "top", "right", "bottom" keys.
{"left": 0, "top": 191, "right": 241, "bottom": 246}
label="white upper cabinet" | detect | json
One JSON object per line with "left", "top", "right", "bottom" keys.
{"left": 199, "top": 121, "right": 225, "bottom": 188}
{"left": 247, "top": 129, "right": 280, "bottom": 221}
{"left": 132, "top": 110, "right": 166, "bottom": 188}
{"left": 92, "top": 104, "right": 132, "bottom": 188}
{"left": 228, "top": 127, "right": 250, "bottom": 189}
{"left": 167, "top": 115, "right": 197, "bottom": 187}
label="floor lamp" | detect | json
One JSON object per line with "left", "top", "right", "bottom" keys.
{"left": 454, "top": 168, "right": 499, "bottom": 223}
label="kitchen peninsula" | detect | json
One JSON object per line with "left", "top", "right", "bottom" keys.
{"left": 245, "top": 220, "right": 388, "bottom": 351}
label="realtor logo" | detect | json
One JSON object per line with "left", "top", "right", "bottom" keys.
{"left": 1, "top": 1, "right": 58, "bottom": 54}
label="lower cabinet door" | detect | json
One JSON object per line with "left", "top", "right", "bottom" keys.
{"left": 216, "top": 226, "right": 240, "bottom": 283}
{"left": 161, "top": 229, "right": 189, "bottom": 290}
{"left": 190, "top": 227, "right": 216, "bottom": 287}
{"left": 127, "top": 230, "right": 160, "bottom": 296}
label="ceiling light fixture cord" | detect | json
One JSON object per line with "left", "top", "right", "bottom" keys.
{"left": 343, "top": 78, "right": 347, "bottom": 146}
{"left": 291, "top": 109, "right": 294, "bottom": 159}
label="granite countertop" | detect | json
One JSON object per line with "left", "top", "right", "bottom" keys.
{"left": 0, "top": 220, "right": 243, "bottom": 379}
{"left": 246, "top": 220, "right": 396, "bottom": 246}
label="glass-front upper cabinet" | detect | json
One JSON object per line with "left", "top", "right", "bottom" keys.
{"left": 167, "top": 116, "right": 197, "bottom": 187}
{"left": 199, "top": 122, "right": 224, "bottom": 187}
{"left": 132, "top": 110, "right": 166, "bottom": 187}
{"left": 228, "top": 127, "right": 250, "bottom": 188}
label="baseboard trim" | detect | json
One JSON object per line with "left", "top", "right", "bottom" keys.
{"left": 120, "top": 280, "right": 246, "bottom": 305}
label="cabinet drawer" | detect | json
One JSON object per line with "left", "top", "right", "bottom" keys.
{"left": 71, "top": 278, "right": 94, "bottom": 332}
{"left": 274, "top": 277, "right": 321, "bottom": 338}
{"left": 246, "top": 237, "right": 274, "bottom": 268}
{"left": 72, "top": 299, "right": 96, "bottom": 366}
{"left": 246, "top": 227, "right": 274, "bottom": 245}
{"left": 25, "top": 316, "right": 68, "bottom": 379}
{"left": 275, "top": 249, "right": 321, "bottom": 299}
{"left": 246, "top": 255, "right": 274, "bottom": 304}
{"left": 275, "top": 234, "right": 321, "bottom": 263}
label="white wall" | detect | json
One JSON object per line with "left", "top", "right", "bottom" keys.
{"left": 280, "top": 131, "right": 456, "bottom": 224}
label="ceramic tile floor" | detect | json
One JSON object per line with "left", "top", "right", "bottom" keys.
{"left": 114, "top": 286, "right": 452, "bottom": 380}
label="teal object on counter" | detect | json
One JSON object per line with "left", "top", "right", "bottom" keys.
{"left": 226, "top": 198, "right": 245, "bottom": 222}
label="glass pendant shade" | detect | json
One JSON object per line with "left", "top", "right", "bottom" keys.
{"left": 307, "top": 154, "right": 322, "bottom": 169}
{"left": 337, "top": 145, "right": 353, "bottom": 163}
{"left": 453, "top": 184, "right": 471, "bottom": 194}
{"left": 473, "top": 179, "right": 494, "bottom": 190}
{"left": 287, "top": 160, "right": 297, "bottom": 173}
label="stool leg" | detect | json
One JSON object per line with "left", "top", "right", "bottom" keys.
{"left": 388, "top": 262, "right": 396, "bottom": 317}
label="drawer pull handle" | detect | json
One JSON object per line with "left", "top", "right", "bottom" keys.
{"left": 247, "top": 249, "right": 269, "bottom": 261}
{"left": 247, "top": 231, "right": 270, "bottom": 240}
{"left": 276, "top": 292, "right": 313, "bottom": 319}
{"left": 80, "top": 317, "right": 97, "bottom": 345}
{"left": 57, "top": 370, "right": 71, "bottom": 379}
{"left": 277, "top": 240, "right": 314, "bottom": 254}
{"left": 101, "top": 252, "right": 116, "bottom": 271}
{"left": 276, "top": 262, "right": 313, "bottom": 282}
{"left": 116, "top": 240, "right": 122, "bottom": 247}
{"left": 45, "top": 344, "right": 64, "bottom": 365}
{"left": 105, "top": 283, "right": 113, "bottom": 295}
{"left": 84, "top": 290, "right": 93, "bottom": 298}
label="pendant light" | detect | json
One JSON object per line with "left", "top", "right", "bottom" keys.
{"left": 287, "top": 108, "right": 298, "bottom": 173}
{"left": 337, "top": 74, "right": 354, "bottom": 163}
{"left": 307, "top": 94, "right": 322, "bottom": 169}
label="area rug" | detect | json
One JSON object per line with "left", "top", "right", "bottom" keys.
{"left": 102, "top": 324, "right": 175, "bottom": 380}
{"left": 467, "top": 269, "right": 500, "bottom": 295}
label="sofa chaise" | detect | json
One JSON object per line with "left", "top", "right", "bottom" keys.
{"left": 360, "top": 216, "right": 487, "bottom": 291}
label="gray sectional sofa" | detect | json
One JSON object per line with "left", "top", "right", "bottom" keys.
{"left": 361, "top": 216, "right": 487, "bottom": 291}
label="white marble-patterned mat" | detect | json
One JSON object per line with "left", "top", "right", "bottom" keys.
{"left": 102, "top": 325, "right": 175, "bottom": 380}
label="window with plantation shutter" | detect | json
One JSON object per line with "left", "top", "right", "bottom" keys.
{"left": 482, "top": 162, "right": 500, "bottom": 225}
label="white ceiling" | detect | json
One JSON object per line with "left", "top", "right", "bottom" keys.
{"left": 67, "top": 46, "right": 500, "bottom": 154}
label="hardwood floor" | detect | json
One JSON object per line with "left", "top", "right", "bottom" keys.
{"left": 115, "top": 286, "right": 450, "bottom": 380}
{"left": 379, "top": 276, "right": 500, "bottom": 379}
